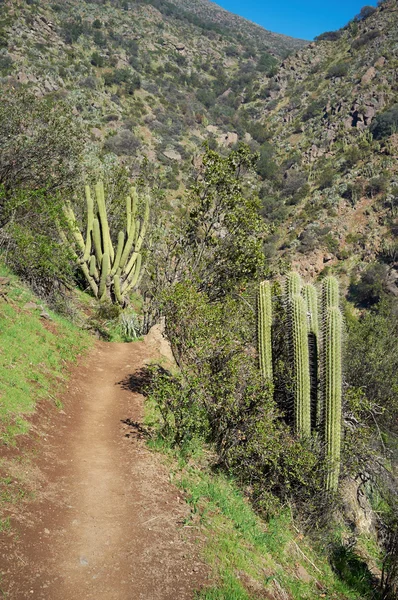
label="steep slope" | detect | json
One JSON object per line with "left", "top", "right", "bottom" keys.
{"left": 0, "top": 0, "right": 305, "bottom": 198}
{"left": 247, "top": 0, "right": 398, "bottom": 279}
{"left": 167, "top": 0, "right": 307, "bottom": 54}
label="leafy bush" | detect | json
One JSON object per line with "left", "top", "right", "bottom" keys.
{"left": 0, "top": 89, "right": 85, "bottom": 204}
{"left": 326, "top": 62, "right": 349, "bottom": 79}
{"left": 346, "top": 298, "right": 398, "bottom": 434}
{"left": 351, "top": 29, "right": 381, "bottom": 49}
{"left": 315, "top": 30, "right": 343, "bottom": 42}
{"left": 91, "top": 51, "right": 105, "bottom": 67}
{"left": 317, "top": 166, "right": 336, "bottom": 190}
{"left": 348, "top": 263, "right": 390, "bottom": 307}
{"left": 354, "top": 5, "right": 377, "bottom": 21}
{"left": 256, "top": 142, "right": 279, "bottom": 181}
{"left": 302, "top": 99, "right": 324, "bottom": 122}
{"left": 104, "top": 129, "right": 141, "bottom": 156}
{"left": 370, "top": 104, "right": 398, "bottom": 140}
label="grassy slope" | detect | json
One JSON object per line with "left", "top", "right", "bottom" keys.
{"left": 145, "top": 436, "right": 376, "bottom": 599}
{"left": 0, "top": 261, "right": 92, "bottom": 445}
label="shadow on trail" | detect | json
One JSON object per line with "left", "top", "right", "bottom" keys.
{"left": 117, "top": 367, "right": 153, "bottom": 394}
{"left": 118, "top": 368, "right": 155, "bottom": 440}
{"left": 121, "top": 418, "right": 149, "bottom": 440}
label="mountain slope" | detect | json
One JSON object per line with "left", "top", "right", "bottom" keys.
{"left": 244, "top": 0, "right": 398, "bottom": 280}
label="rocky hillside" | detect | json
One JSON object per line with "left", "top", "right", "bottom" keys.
{"left": 0, "top": 0, "right": 397, "bottom": 289}
{"left": 249, "top": 0, "right": 398, "bottom": 283}
{"left": 0, "top": 0, "right": 305, "bottom": 196}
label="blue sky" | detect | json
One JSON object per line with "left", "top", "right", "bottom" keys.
{"left": 213, "top": 0, "right": 378, "bottom": 40}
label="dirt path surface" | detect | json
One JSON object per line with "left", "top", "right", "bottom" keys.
{"left": 0, "top": 338, "right": 208, "bottom": 599}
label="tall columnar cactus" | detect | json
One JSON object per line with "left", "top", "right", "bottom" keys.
{"left": 322, "top": 276, "right": 340, "bottom": 309}
{"left": 290, "top": 294, "right": 311, "bottom": 437}
{"left": 258, "top": 281, "right": 273, "bottom": 382}
{"left": 63, "top": 181, "right": 149, "bottom": 304}
{"left": 257, "top": 273, "right": 344, "bottom": 490}
{"left": 323, "top": 306, "right": 343, "bottom": 492}
{"left": 286, "top": 271, "right": 302, "bottom": 299}
{"left": 303, "top": 283, "right": 320, "bottom": 430}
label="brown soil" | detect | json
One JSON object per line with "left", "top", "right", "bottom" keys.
{"left": 0, "top": 339, "right": 209, "bottom": 599}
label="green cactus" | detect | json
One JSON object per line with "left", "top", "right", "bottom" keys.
{"left": 291, "top": 294, "right": 311, "bottom": 437}
{"left": 322, "top": 276, "right": 339, "bottom": 309}
{"left": 63, "top": 182, "right": 149, "bottom": 304}
{"left": 255, "top": 273, "right": 343, "bottom": 489}
{"left": 258, "top": 281, "right": 273, "bottom": 382}
{"left": 303, "top": 283, "right": 319, "bottom": 430}
{"left": 323, "top": 306, "right": 343, "bottom": 492}
{"left": 286, "top": 271, "right": 302, "bottom": 298}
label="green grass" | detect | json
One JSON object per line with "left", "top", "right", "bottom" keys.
{"left": 0, "top": 262, "right": 93, "bottom": 445}
{"left": 146, "top": 436, "right": 377, "bottom": 600}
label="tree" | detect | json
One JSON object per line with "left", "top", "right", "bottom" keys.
{"left": 0, "top": 89, "right": 86, "bottom": 211}
{"left": 0, "top": 89, "right": 86, "bottom": 302}
{"left": 143, "top": 144, "right": 268, "bottom": 326}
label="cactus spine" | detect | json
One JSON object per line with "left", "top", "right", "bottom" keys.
{"left": 63, "top": 182, "right": 149, "bottom": 304}
{"left": 257, "top": 273, "right": 343, "bottom": 490}
{"left": 323, "top": 307, "right": 342, "bottom": 492}
{"left": 258, "top": 281, "right": 273, "bottom": 382}
{"left": 291, "top": 294, "right": 311, "bottom": 437}
{"left": 321, "top": 276, "right": 343, "bottom": 492}
{"left": 303, "top": 283, "right": 319, "bottom": 430}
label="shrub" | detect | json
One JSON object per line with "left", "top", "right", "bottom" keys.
{"left": 256, "top": 142, "right": 279, "bottom": 181}
{"left": 91, "top": 51, "right": 104, "bottom": 67}
{"left": 326, "top": 62, "right": 349, "bottom": 79}
{"left": 302, "top": 99, "right": 324, "bottom": 122}
{"left": 370, "top": 104, "right": 398, "bottom": 139}
{"left": 104, "top": 129, "right": 140, "bottom": 156}
{"left": 349, "top": 263, "right": 389, "bottom": 307}
{"left": 0, "top": 52, "right": 13, "bottom": 75}
{"left": 315, "top": 30, "right": 343, "bottom": 42}
{"left": 317, "top": 166, "right": 336, "bottom": 190}
{"left": 354, "top": 5, "right": 377, "bottom": 21}
{"left": 351, "top": 29, "right": 381, "bottom": 49}
{"left": 365, "top": 175, "right": 389, "bottom": 197}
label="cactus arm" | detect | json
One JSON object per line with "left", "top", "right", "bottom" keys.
{"left": 83, "top": 185, "right": 94, "bottom": 262}
{"left": 81, "top": 262, "right": 99, "bottom": 297}
{"left": 323, "top": 276, "right": 339, "bottom": 309}
{"left": 324, "top": 307, "right": 342, "bottom": 492}
{"left": 126, "top": 195, "right": 132, "bottom": 234}
{"left": 286, "top": 272, "right": 302, "bottom": 299}
{"left": 303, "top": 283, "right": 319, "bottom": 430}
{"left": 89, "top": 255, "right": 99, "bottom": 279}
{"left": 134, "top": 195, "right": 150, "bottom": 253}
{"left": 110, "top": 231, "right": 125, "bottom": 277}
{"left": 92, "top": 218, "right": 103, "bottom": 265}
{"left": 95, "top": 181, "right": 114, "bottom": 263}
{"left": 114, "top": 273, "right": 123, "bottom": 304}
{"left": 122, "top": 253, "right": 142, "bottom": 295}
{"left": 62, "top": 202, "right": 86, "bottom": 256}
{"left": 303, "top": 283, "right": 319, "bottom": 336}
{"left": 291, "top": 294, "right": 311, "bottom": 437}
{"left": 258, "top": 281, "right": 273, "bottom": 382}
{"left": 119, "top": 221, "right": 136, "bottom": 271}
{"left": 98, "top": 252, "right": 110, "bottom": 300}
{"left": 123, "top": 250, "right": 139, "bottom": 280}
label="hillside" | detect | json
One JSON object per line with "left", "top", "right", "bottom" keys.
{"left": 248, "top": 0, "right": 398, "bottom": 282}
{"left": 0, "top": 0, "right": 305, "bottom": 199}
{"left": 1, "top": 1, "right": 398, "bottom": 598}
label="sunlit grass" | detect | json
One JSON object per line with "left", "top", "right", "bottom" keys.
{"left": 0, "top": 261, "right": 92, "bottom": 444}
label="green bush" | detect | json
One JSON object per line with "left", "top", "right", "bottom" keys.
{"left": 326, "top": 62, "right": 349, "bottom": 79}
{"left": 370, "top": 104, "right": 398, "bottom": 140}
{"left": 351, "top": 29, "right": 381, "bottom": 49}
{"left": 104, "top": 129, "right": 141, "bottom": 156}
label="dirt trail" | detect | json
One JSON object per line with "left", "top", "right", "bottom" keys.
{"left": 0, "top": 339, "right": 208, "bottom": 599}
